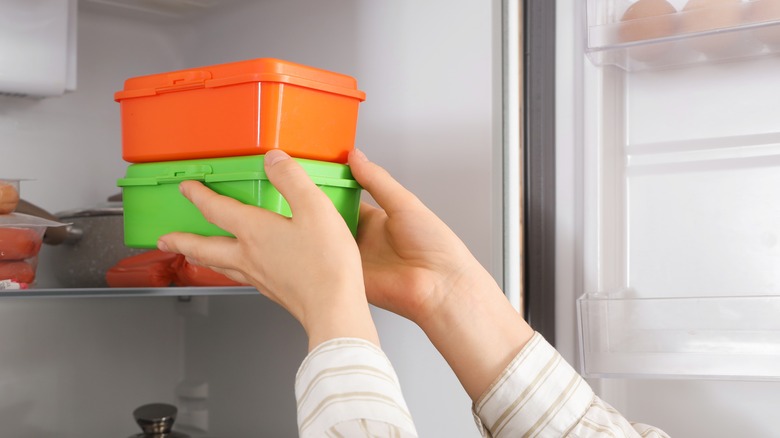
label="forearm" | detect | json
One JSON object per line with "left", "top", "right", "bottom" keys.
{"left": 417, "top": 265, "right": 535, "bottom": 400}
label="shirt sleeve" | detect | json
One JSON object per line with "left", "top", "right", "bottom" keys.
{"left": 472, "top": 332, "right": 670, "bottom": 438}
{"left": 295, "top": 337, "right": 418, "bottom": 438}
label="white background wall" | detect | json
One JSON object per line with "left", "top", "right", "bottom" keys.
{"left": 0, "top": 1, "right": 500, "bottom": 436}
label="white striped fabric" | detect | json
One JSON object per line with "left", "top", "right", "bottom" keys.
{"left": 568, "top": 398, "right": 670, "bottom": 438}
{"left": 295, "top": 338, "right": 418, "bottom": 437}
{"left": 472, "top": 333, "right": 670, "bottom": 438}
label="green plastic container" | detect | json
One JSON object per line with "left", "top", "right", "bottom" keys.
{"left": 117, "top": 155, "right": 361, "bottom": 248}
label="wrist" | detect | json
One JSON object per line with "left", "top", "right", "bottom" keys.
{"left": 302, "top": 290, "right": 380, "bottom": 351}
{"left": 413, "top": 263, "right": 535, "bottom": 400}
{"left": 413, "top": 259, "right": 496, "bottom": 329}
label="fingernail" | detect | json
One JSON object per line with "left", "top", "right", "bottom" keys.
{"left": 265, "top": 150, "right": 291, "bottom": 168}
{"left": 352, "top": 148, "right": 368, "bottom": 162}
{"left": 157, "top": 240, "right": 169, "bottom": 252}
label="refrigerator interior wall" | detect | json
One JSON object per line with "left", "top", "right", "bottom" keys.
{"left": 559, "top": 0, "right": 780, "bottom": 436}
{"left": 0, "top": 10, "right": 189, "bottom": 438}
{"left": 0, "top": 0, "right": 499, "bottom": 436}
{"left": 0, "top": 298, "right": 183, "bottom": 437}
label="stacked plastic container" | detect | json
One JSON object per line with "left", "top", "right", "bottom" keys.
{"left": 0, "top": 180, "right": 65, "bottom": 288}
{"left": 115, "top": 58, "right": 366, "bottom": 249}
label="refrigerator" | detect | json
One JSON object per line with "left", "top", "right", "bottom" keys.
{"left": 0, "top": 0, "right": 502, "bottom": 437}
{"left": 539, "top": 0, "right": 780, "bottom": 436}
{"left": 5, "top": 0, "right": 773, "bottom": 437}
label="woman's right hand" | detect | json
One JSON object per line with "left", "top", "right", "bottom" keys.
{"left": 349, "top": 149, "right": 534, "bottom": 401}
{"left": 348, "top": 149, "right": 498, "bottom": 323}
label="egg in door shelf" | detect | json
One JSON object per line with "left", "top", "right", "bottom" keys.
{"left": 587, "top": 0, "right": 780, "bottom": 70}
{"left": 115, "top": 58, "right": 366, "bottom": 249}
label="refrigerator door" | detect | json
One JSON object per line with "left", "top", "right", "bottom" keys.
{"left": 576, "top": 0, "right": 780, "bottom": 383}
{"left": 554, "top": 0, "right": 780, "bottom": 435}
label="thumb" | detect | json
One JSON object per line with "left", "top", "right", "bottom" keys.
{"left": 264, "top": 150, "right": 330, "bottom": 215}
{"left": 348, "top": 149, "right": 423, "bottom": 214}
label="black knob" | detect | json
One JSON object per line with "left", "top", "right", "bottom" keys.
{"left": 133, "top": 403, "right": 177, "bottom": 435}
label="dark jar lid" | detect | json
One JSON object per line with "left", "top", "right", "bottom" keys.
{"left": 129, "top": 403, "right": 189, "bottom": 438}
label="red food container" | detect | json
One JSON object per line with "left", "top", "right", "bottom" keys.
{"left": 0, "top": 213, "right": 67, "bottom": 286}
{"left": 114, "top": 58, "right": 366, "bottom": 164}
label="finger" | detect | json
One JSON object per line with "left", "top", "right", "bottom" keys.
{"left": 180, "top": 255, "right": 251, "bottom": 286}
{"left": 158, "top": 232, "right": 240, "bottom": 271}
{"left": 201, "top": 264, "right": 251, "bottom": 286}
{"left": 179, "top": 180, "right": 272, "bottom": 234}
{"left": 264, "top": 150, "right": 332, "bottom": 216}
{"left": 348, "top": 149, "right": 424, "bottom": 215}
{"left": 356, "top": 204, "right": 378, "bottom": 243}
{"left": 358, "top": 201, "right": 381, "bottom": 217}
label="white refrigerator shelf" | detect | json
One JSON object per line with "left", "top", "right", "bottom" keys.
{"left": 0, "top": 286, "right": 258, "bottom": 299}
{"left": 586, "top": 0, "right": 780, "bottom": 71}
{"left": 577, "top": 292, "right": 780, "bottom": 380}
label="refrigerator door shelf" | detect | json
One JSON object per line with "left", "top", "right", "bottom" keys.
{"left": 577, "top": 292, "right": 780, "bottom": 379}
{"left": 586, "top": 0, "right": 780, "bottom": 71}
{"left": 575, "top": 35, "right": 780, "bottom": 379}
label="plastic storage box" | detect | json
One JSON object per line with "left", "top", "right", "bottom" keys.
{"left": 114, "top": 58, "right": 366, "bottom": 163}
{"left": 117, "top": 155, "right": 362, "bottom": 248}
{"left": 0, "top": 213, "right": 67, "bottom": 286}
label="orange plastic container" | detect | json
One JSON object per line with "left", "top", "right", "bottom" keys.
{"left": 115, "top": 58, "right": 366, "bottom": 163}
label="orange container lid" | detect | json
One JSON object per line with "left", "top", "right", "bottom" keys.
{"left": 114, "top": 58, "right": 366, "bottom": 102}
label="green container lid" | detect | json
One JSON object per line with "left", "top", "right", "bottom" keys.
{"left": 118, "top": 155, "right": 360, "bottom": 188}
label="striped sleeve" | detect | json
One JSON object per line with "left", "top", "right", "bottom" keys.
{"left": 295, "top": 338, "right": 418, "bottom": 438}
{"left": 472, "top": 332, "right": 670, "bottom": 438}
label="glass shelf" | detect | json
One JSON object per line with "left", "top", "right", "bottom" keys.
{"left": 586, "top": 0, "right": 780, "bottom": 71}
{"left": 577, "top": 292, "right": 780, "bottom": 380}
{"left": 0, "top": 286, "right": 258, "bottom": 299}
